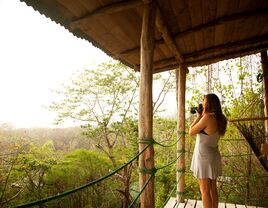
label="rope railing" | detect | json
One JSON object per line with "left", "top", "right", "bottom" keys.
{"left": 128, "top": 174, "right": 154, "bottom": 208}
{"left": 129, "top": 133, "right": 185, "bottom": 208}
{"left": 129, "top": 152, "right": 183, "bottom": 208}
{"left": 16, "top": 143, "right": 152, "bottom": 208}
{"left": 138, "top": 131, "right": 185, "bottom": 147}
{"left": 157, "top": 153, "right": 183, "bottom": 172}
{"left": 129, "top": 152, "right": 184, "bottom": 208}
{"left": 160, "top": 174, "right": 183, "bottom": 208}
{"left": 16, "top": 133, "right": 186, "bottom": 208}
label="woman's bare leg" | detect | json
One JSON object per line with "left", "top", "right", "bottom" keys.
{"left": 210, "top": 179, "right": 218, "bottom": 208}
{"left": 198, "top": 179, "right": 212, "bottom": 208}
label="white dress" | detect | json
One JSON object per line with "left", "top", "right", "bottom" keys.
{"left": 190, "top": 132, "right": 222, "bottom": 179}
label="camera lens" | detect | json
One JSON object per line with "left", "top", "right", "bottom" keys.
{"left": 197, "top": 103, "right": 203, "bottom": 114}
{"left": 190, "top": 104, "right": 203, "bottom": 114}
{"left": 190, "top": 107, "right": 198, "bottom": 114}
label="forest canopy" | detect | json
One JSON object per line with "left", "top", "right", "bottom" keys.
{"left": 1, "top": 55, "right": 268, "bottom": 208}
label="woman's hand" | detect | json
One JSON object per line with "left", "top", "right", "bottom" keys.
{"left": 189, "top": 114, "right": 208, "bottom": 136}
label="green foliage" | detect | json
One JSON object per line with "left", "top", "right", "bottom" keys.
{"left": 2, "top": 55, "right": 268, "bottom": 207}
{"left": 155, "top": 167, "right": 176, "bottom": 208}
{"left": 46, "top": 149, "right": 121, "bottom": 208}
{"left": 152, "top": 118, "right": 178, "bottom": 207}
{"left": 228, "top": 89, "right": 263, "bottom": 118}
{"left": 49, "top": 61, "right": 139, "bottom": 126}
{"left": 1, "top": 141, "right": 57, "bottom": 207}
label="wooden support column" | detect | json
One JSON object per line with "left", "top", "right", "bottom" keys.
{"left": 176, "top": 64, "right": 187, "bottom": 202}
{"left": 139, "top": 2, "right": 155, "bottom": 208}
{"left": 261, "top": 51, "right": 268, "bottom": 137}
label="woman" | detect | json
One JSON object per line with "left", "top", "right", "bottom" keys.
{"left": 189, "top": 93, "right": 227, "bottom": 208}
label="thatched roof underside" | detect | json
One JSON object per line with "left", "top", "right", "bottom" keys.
{"left": 21, "top": 0, "right": 268, "bottom": 73}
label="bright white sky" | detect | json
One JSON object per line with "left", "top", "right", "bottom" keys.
{"left": 0, "top": 0, "right": 111, "bottom": 128}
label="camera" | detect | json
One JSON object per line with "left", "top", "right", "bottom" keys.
{"left": 190, "top": 103, "right": 203, "bottom": 114}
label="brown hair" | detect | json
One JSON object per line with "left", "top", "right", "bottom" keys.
{"left": 203, "top": 93, "right": 227, "bottom": 136}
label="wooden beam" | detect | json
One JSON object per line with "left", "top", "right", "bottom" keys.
{"left": 229, "top": 116, "right": 268, "bottom": 122}
{"left": 185, "top": 34, "right": 268, "bottom": 62}
{"left": 154, "top": 64, "right": 180, "bottom": 74}
{"left": 135, "top": 37, "right": 268, "bottom": 72}
{"left": 152, "top": 57, "right": 180, "bottom": 72}
{"left": 174, "top": 8, "right": 268, "bottom": 39}
{"left": 155, "top": 6, "right": 184, "bottom": 63}
{"left": 186, "top": 42, "right": 268, "bottom": 67}
{"left": 135, "top": 57, "right": 180, "bottom": 73}
{"left": 182, "top": 34, "right": 268, "bottom": 67}
{"left": 176, "top": 65, "right": 187, "bottom": 203}
{"left": 148, "top": 43, "right": 268, "bottom": 72}
{"left": 118, "top": 9, "right": 268, "bottom": 58}
{"left": 139, "top": 2, "right": 155, "bottom": 208}
{"left": 117, "top": 46, "right": 140, "bottom": 59}
{"left": 136, "top": 34, "right": 268, "bottom": 72}
{"left": 70, "top": 0, "right": 143, "bottom": 30}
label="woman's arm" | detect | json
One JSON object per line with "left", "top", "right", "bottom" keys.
{"left": 189, "top": 114, "right": 209, "bottom": 136}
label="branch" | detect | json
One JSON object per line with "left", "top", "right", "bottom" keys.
{"left": 114, "top": 85, "right": 138, "bottom": 143}
{"left": 96, "top": 93, "right": 105, "bottom": 116}
{"left": 153, "top": 71, "right": 174, "bottom": 114}
{"left": 0, "top": 187, "right": 24, "bottom": 205}
{"left": 0, "top": 150, "right": 21, "bottom": 202}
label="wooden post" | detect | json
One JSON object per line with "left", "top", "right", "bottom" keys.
{"left": 139, "top": 2, "right": 155, "bottom": 208}
{"left": 176, "top": 64, "right": 187, "bottom": 202}
{"left": 261, "top": 51, "right": 268, "bottom": 138}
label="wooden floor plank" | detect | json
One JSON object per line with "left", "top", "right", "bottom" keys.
{"left": 218, "top": 202, "right": 226, "bottom": 208}
{"left": 236, "top": 204, "right": 246, "bottom": 208}
{"left": 226, "top": 203, "right": 236, "bottom": 208}
{"left": 164, "top": 197, "right": 177, "bottom": 208}
{"left": 185, "top": 199, "right": 196, "bottom": 208}
{"left": 164, "top": 198, "right": 260, "bottom": 208}
{"left": 195, "top": 200, "right": 202, "bottom": 208}
{"left": 176, "top": 198, "right": 186, "bottom": 208}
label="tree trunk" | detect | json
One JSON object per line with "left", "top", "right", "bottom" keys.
{"left": 261, "top": 51, "right": 268, "bottom": 137}
{"left": 176, "top": 64, "right": 187, "bottom": 202}
{"left": 139, "top": 2, "right": 155, "bottom": 208}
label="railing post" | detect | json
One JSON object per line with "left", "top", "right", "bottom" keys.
{"left": 261, "top": 51, "right": 268, "bottom": 136}
{"left": 139, "top": 1, "right": 155, "bottom": 208}
{"left": 261, "top": 51, "right": 268, "bottom": 160}
{"left": 176, "top": 64, "right": 187, "bottom": 202}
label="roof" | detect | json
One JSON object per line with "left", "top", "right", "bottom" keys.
{"left": 20, "top": 0, "right": 268, "bottom": 73}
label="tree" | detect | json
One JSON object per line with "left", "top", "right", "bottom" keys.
{"left": 49, "top": 61, "right": 177, "bottom": 207}
{"left": 0, "top": 141, "right": 57, "bottom": 207}
{"left": 0, "top": 142, "right": 24, "bottom": 207}
{"left": 50, "top": 61, "right": 138, "bottom": 165}
{"left": 46, "top": 149, "right": 120, "bottom": 208}
{"left": 16, "top": 141, "right": 57, "bottom": 203}
{"left": 50, "top": 61, "right": 140, "bottom": 207}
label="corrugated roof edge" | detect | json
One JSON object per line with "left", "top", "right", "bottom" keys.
{"left": 20, "top": 0, "right": 136, "bottom": 71}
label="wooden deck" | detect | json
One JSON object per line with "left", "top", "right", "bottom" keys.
{"left": 164, "top": 198, "right": 264, "bottom": 208}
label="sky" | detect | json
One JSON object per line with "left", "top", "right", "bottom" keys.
{"left": 0, "top": 0, "right": 111, "bottom": 128}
